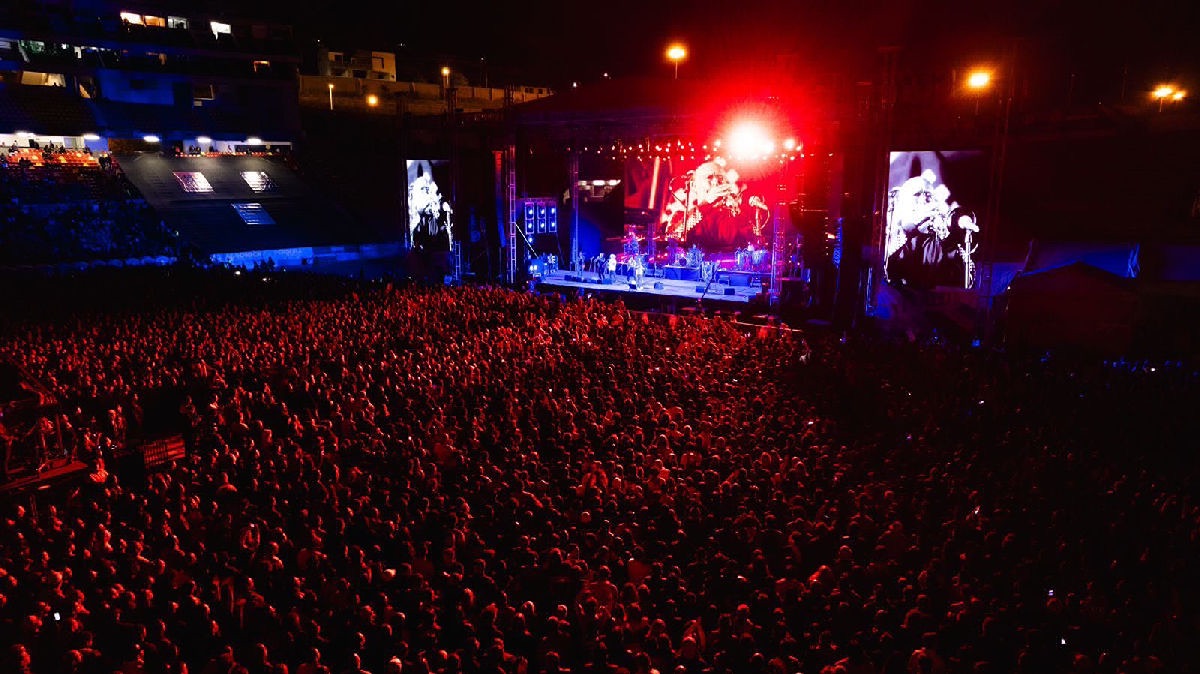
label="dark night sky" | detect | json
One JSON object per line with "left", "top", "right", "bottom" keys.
{"left": 263, "top": 0, "right": 1199, "bottom": 88}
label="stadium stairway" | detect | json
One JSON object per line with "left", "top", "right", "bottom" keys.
{"left": 116, "top": 152, "right": 388, "bottom": 256}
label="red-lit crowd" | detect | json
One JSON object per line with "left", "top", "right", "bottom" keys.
{"left": 0, "top": 270, "right": 1196, "bottom": 674}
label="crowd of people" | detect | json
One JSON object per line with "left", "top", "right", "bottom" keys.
{"left": 0, "top": 267, "right": 1197, "bottom": 674}
{"left": 0, "top": 156, "right": 180, "bottom": 266}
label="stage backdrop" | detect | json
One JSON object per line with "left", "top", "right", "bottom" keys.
{"left": 884, "top": 150, "right": 988, "bottom": 290}
{"left": 624, "top": 155, "right": 781, "bottom": 253}
{"left": 407, "top": 159, "right": 453, "bottom": 251}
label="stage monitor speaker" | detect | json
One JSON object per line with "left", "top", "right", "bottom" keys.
{"left": 629, "top": 282, "right": 638, "bottom": 290}
{"left": 565, "top": 275, "right": 581, "bottom": 282}
{"left": 696, "top": 285, "right": 708, "bottom": 293}
{"left": 723, "top": 287, "right": 737, "bottom": 296}
{"left": 653, "top": 282, "right": 664, "bottom": 290}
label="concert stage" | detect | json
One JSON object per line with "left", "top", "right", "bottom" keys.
{"left": 534, "top": 268, "right": 766, "bottom": 305}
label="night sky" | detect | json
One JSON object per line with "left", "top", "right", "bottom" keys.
{"left": 264, "top": 0, "right": 1199, "bottom": 88}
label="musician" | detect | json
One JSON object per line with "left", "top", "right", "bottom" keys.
{"left": 606, "top": 254, "right": 617, "bottom": 283}
{"left": 408, "top": 161, "right": 450, "bottom": 248}
{"left": 887, "top": 169, "right": 949, "bottom": 287}
{"left": 630, "top": 256, "right": 646, "bottom": 288}
{"left": 661, "top": 157, "right": 746, "bottom": 247}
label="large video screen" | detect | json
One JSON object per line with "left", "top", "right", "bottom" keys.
{"left": 407, "top": 159, "right": 453, "bottom": 249}
{"left": 884, "top": 150, "right": 987, "bottom": 289}
{"left": 625, "top": 155, "right": 778, "bottom": 251}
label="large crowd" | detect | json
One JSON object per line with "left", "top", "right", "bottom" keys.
{"left": 0, "top": 267, "right": 1197, "bottom": 674}
{"left": 0, "top": 157, "right": 180, "bottom": 266}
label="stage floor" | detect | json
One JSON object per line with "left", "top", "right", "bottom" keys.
{"left": 535, "top": 269, "right": 764, "bottom": 304}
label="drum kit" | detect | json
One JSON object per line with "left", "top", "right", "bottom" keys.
{"left": 734, "top": 245, "right": 768, "bottom": 272}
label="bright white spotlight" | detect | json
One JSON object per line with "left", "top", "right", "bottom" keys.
{"left": 728, "top": 122, "right": 771, "bottom": 158}
{"left": 144, "top": 135, "right": 160, "bottom": 143}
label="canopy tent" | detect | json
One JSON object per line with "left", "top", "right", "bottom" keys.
{"left": 1003, "top": 261, "right": 1140, "bottom": 356}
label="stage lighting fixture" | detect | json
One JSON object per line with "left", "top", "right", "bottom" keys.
{"left": 727, "top": 122, "right": 772, "bottom": 158}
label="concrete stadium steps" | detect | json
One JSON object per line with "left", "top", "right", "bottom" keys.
{"left": 116, "top": 152, "right": 386, "bottom": 255}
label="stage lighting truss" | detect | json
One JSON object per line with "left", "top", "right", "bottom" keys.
{"left": 568, "top": 137, "right": 806, "bottom": 164}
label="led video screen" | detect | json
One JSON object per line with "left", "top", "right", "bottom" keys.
{"left": 884, "top": 150, "right": 988, "bottom": 289}
{"left": 625, "top": 155, "right": 778, "bottom": 251}
{"left": 407, "top": 159, "right": 453, "bottom": 249}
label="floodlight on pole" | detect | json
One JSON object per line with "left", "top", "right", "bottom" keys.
{"left": 1154, "top": 84, "right": 1177, "bottom": 111}
{"left": 666, "top": 44, "right": 687, "bottom": 80}
{"left": 966, "top": 70, "right": 992, "bottom": 90}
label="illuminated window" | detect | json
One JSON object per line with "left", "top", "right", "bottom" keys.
{"left": 168, "top": 16, "right": 189, "bottom": 29}
{"left": 232, "top": 203, "right": 274, "bottom": 225}
{"left": 210, "top": 21, "right": 232, "bottom": 36}
{"left": 143, "top": 15, "right": 166, "bottom": 27}
{"left": 252, "top": 60, "right": 270, "bottom": 73}
{"left": 173, "top": 172, "right": 213, "bottom": 193}
{"left": 120, "top": 12, "right": 144, "bottom": 25}
{"left": 241, "top": 171, "right": 274, "bottom": 192}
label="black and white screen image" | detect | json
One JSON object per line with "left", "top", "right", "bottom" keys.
{"left": 884, "top": 150, "right": 987, "bottom": 289}
{"left": 407, "top": 159, "right": 453, "bottom": 250}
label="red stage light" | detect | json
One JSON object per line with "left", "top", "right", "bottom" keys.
{"left": 727, "top": 122, "right": 773, "bottom": 159}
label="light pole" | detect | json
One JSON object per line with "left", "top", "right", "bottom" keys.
{"left": 327, "top": 83, "right": 334, "bottom": 111}
{"left": 970, "top": 51, "right": 1016, "bottom": 342}
{"left": 666, "top": 44, "right": 687, "bottom": 80}
{"left": 1153, "top": 84, "right": 1186, "bottom": 112}
{"left": 965, "top": 68, "right": 992, "bottom": 115}
{"left": 441, "top": 66, "right": 451, "bottom": 97}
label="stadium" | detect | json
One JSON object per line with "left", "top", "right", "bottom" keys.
{"left": 2, "top": 1, "right": 1200, "bottom": 673}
